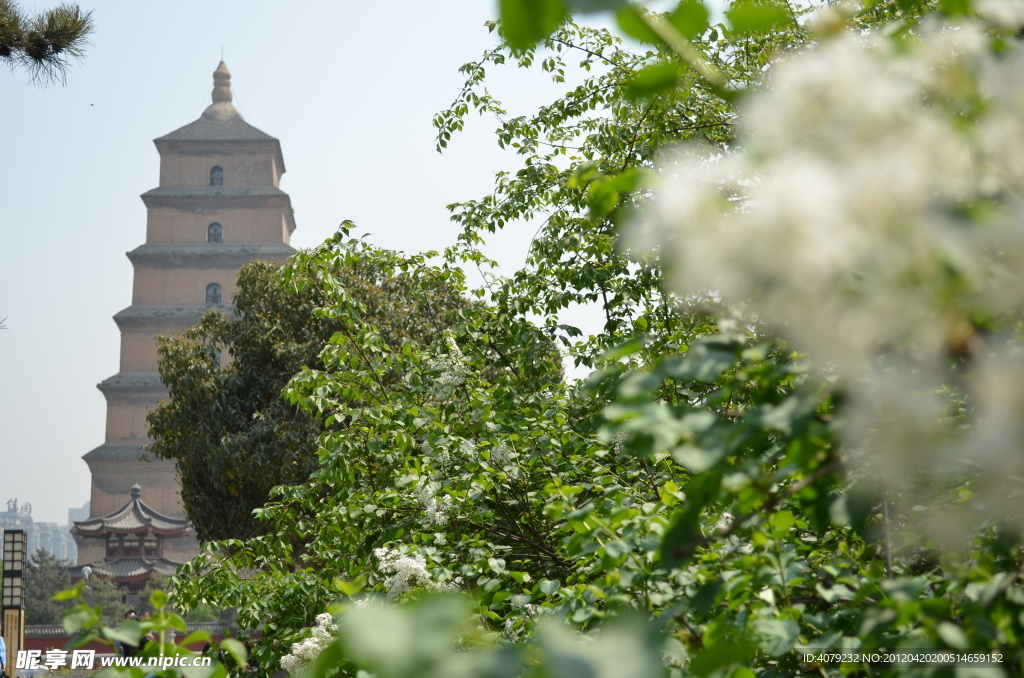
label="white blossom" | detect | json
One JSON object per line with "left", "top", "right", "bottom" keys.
{"left": 714, "top": 513, "right": 753, "bottom": 556}
{"left": 490, "top": 440, "right": 513, "bottom": 466}
{"left": 501, "top": 603, "right": 544, "bottom": 642}
{"left": 421, "top": 438, "right": 451, "bottom": 466}
{"left": 417, "top": 478, "right": 452, "bottom": 526}
{"left": 280, "top": 611, "right": 338, "bottom": 674}
{"left": 373, "top": 546, "right": 435, "bottom": 599}
{"left": 426, "top": 336, "right": 470, "bottom": 398}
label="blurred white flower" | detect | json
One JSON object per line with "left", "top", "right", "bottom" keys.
{"left": 977, "top": 0, "right": 1024, "bottom": 29}
{"left": 633, "top": 16, "right": 1024, "bottom": 534}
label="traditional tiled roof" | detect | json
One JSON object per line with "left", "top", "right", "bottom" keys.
{"left": 26, "top": 621, "right": 227, "bottom": 638}
{"left": 72, "top": 485, "right": 190, "bottom": 536}
{"left": 155, "top": 62, "right": 276, "bottom": 143}
{"left": 157, "top": 115, "right": 275, "bottom": 142}
{"left": 68, "top": 556, "right": 182, "bottom": 582}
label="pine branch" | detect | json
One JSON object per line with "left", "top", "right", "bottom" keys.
{"left": 0, "top": 0, "right": 94, "bottom": 85}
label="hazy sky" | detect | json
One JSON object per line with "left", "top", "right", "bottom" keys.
{"left": 1, "top": 2, "right": 583, "bottom": 524}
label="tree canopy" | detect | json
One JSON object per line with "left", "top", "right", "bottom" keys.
{"left": 25, "top": 549, "right": 128, "bottom": 626}
{"left": 154, "top": 1, "right": 1024, "bottom": 676}
{"left": 148, "top": 254, "right": 466, "bottom": 541}
{"left": 25, "top": 549, "right": 71, "bottom": 625}
{"left": 0, "top": 0, "right": 92, "bottom": 84}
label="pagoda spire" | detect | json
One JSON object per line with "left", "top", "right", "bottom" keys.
{"left": 212, "top": 61, "right": 232, "bottom": 103}
{"left": 202, "top": 61, "right": 241, "bottom": 121}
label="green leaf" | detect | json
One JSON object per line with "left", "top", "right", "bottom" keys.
{"left": 625, "top": 62, "right": 681, "bottom": 99}
{"left": 671, "top": 445, "right": 723, "bottom": 473}
{"left": 604, "top": 539, "right": 630, "bottom": 558}
{"left": 539, "top": 579, "right": 561, "bottom": 595}
{"left": 220, "top": 638, "right": 248, "bottom": 668}
{"left": 335, "top": 577, "right": 364, "bottom": 597}
{"left": 829, "top": 480, "right": 876, "bottom": 530}
{"left": 667, "top": 339, "right": 739, "bottom": 382}
{"left": 769, "top": 510, "right": 795, "bottom": 533}
{"left": 52, "top": 584, "right": 83, "bottom": 602}
{"left": 616, "top": 5, "right": 661, "bottom": 44}
{"left": 726, "top": 0, "right": 791, "bottom": 35}
{"left": 500, "top": 0, "right": 568, "bottom": 50}
{"left": 662, "top": 473, "right": 721, "bottom": 567}
{"left": 178, "top": 630, "right": 213, "bottom": 647}
{"left": 566, "top": 0, "right": 627, "bottom": 11}
{"left": 661, "top": 510, "right": 703, "bottom": 569}
{"left": 937, "top": 621, "right": 970, "bottom": 648}
{"left": 62, "top": 606, "right": 94, "bottom": 635}
{"left": 587, "top": 178, "right": 620, "bottom": 217}
{"left": 940, "top": 0, "right": 971, "bottom": 15}
{"left": 150, "top": 589, "right": 168, "bottom": 609}
{"left": 103, "top": 623, "right": 142, "bottom": 646}
{"left": 668, "top": 0, "right": 710, "bottom": 39}
{"left": 690, "top": 640, "right": 757, "bottom": 676}
{"left": 752, "top": 618, "right": 800, "bottom": 655}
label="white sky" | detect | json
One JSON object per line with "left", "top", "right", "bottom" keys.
{"left": 0, "top": 1, "right": 587, "bottom": 524}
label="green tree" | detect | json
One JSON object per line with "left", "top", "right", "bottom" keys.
{"left": 148, "top": 254, "right": 466, "bottom": 542}
{"left": 0, "top": 0, "right": 93, "bottom": 83}
{"left": 25, "top": 550, "right": 130, "bottom": 626}
{"left": 24, "top": 549, "right": 70, "bottom": 624}
{"left": 169, "top": 2, "right": 1024, "bottom": 677}
{"left": 79, "top": 574, "right": 128, "bottom": 626}
{"left": 168, "top": 5, "right": 837, "bottom": 670}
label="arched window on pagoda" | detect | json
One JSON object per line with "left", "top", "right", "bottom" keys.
{"left": 207, "top": 223, "right": 223, "bottom": 243}
{"left": 206, "top": 283, "right": 222, "bottom": 306}
{"left": 210, "top": 166, "right": 224, "bottom": 186}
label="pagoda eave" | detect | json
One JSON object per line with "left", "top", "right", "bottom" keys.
{"left": 126, "top": 242, "right": 295, "bottom": 269}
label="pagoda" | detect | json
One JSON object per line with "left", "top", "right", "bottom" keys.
{"left": 76, "top": 62, "right": 296, "bottom": 570}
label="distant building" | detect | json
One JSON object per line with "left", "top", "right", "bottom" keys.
{"left": 68, "top": 502, "right": 90, "bottom": 525}
{"left": 75, "top": 62, "right": 297, "bottom": 584}
{"left": 1, "top": 498, "right": 77, "bottom": 562}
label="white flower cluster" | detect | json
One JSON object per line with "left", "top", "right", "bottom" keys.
{"left": 714, "top": 513, "right": 753, "bottom": 557}
{"left": 502, "top": 603, "right": 543, "bottom": 642}
{"left": 490, "top": 440, "right": 513, "bottom": 467}
{"left": 373, "top": 547, "right": 436, "bottom": 599}
{"left": 426, "top": 336, "right": 471, "bottom": 398}
{"left": 280, "top": 612, "right": 337, "bottom": 675}
{"left": 634, "top": 15, "right": 1024, "bottom": 536}
{"left": 417, "top": 478, "right": 452, "bottom": 526}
